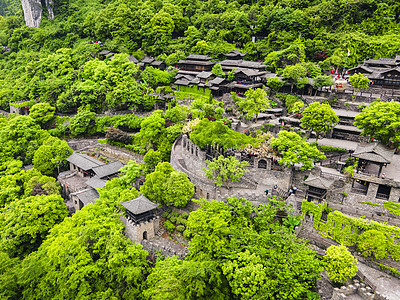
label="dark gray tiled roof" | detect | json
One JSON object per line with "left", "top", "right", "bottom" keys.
{"left": 92, "top": 161, "right": 124, "bottom": 178}
{"left": 208, "top": 77, "right": 226, "bottom": 85}
{"left": 348, "top": 65, "right": 374, "bottom": 74}
{"left": 128, "top": 56, "right": 139, "bottom": 63}
{"left": 177, "top": 60, "right": 214, "bottom": 66}
{"left": 66, "top": 153, "right": 103, "bottom": 171}
{"left": 121, "top": 194, "right": 158, "bottom": 215}
{"left": 220, "top": 60, "right": 266, "bottom": 69}
{"left": 151, "top": 60, "right": 164, "bottom": 66}
{"left": 364, "top": 58, "right": 398, "bottom": 66}
{"left": 196, "top": 71, "right": 214, "bottom": 79}
{"left": 174, "top": 79, "right": 190, "bottom": 86}
{"left": 99, "top": 50, "right": 111, "bottom": 55}
{"left": 304, "top": 175, "right": 334, "bottom": 189}
{"left": 77, "top": 188, "right": 99, "bottom": 205}
{"left": 190, "top": 78, "right": 201, "bottom": 84}
{"left": 186, "top": 54, "right": 213, "bottom": 60}
{"left": 175, "top": 74, "right": 195, "bottom": 81}
{"left": 142, "top": 56, "right": 155, "bottom": 63}
{"left": 177, "top": 70, "right": 202, "bottom": 76}
{"left": 353, "top": 143, "right": 395, "bottom": 164}
{"left": 224, "top": 50, "right": 247, "bottom": 57}
{"left": 85, "top": 176, "right": 107, "bottom": 189}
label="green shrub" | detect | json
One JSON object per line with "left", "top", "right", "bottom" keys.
{"left": 183, "top": 230, "right": 191, "bottom": 239}
{"left": 170, "top": 216, "right": 177, "bottom": 223}
{"left": 172, "top": 211, "right": 179, "bottom": 218}
{"left": 361, "top": 201, "right": 381, "bottom": 207}
{"left": 166, "top": 208, "right": 172, "bottom": 214}
{"left": 176, "top": 217, "right": 183, "bottom": 225}
{"left": 176, "top": 225, "right": 185, "bottom": 232}
{"left": 182, "top": 212, "right": 189, "bottom": 219}
{"left": 162, "top": 212, "right": 169, "bottom": 218}
{"left": 164, "top": 220, "right": 175, "bottom": 232}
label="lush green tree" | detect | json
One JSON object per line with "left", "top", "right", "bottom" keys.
{"left": 349, "top": 73, "right": 369, "bottom": 95}
{"left": 141, "top": 66, "right": 175, "bottom": 86}
{"left": 135, "top": 110, "right": 165, "bottom": 149}
{"left": 354, "top": 101, "right": 400, "bottom": 147}
{"left": 163, "top": 171, "right": 194, "bottom": 207}
{"left": 18, "top": 202, "right": 149, "bottom": 299}
{"left": 119, "top": 160, "right": 142, "bottom": 186}
{"left": 190, "top": 119, "right": 256, "bottom": 150}
{"left": 0, "top": 194, "right": 67, "bottom": 258}
{"left": 164, "top": 105, "right": 188, "bottom": 124}
{"left": 211, "top": 63, "right": 225, "bottom": 78}
{"left": 32, "top": 136, "right": 73, "bottom": 175}
{"left": 301, "top": 102, "right": 339, "bottom": 141}
{"left": 204, "top": 155, "right": 249, "bottom": 189}
{"left": 324, "top": 245, "right": 358, "bottom": 284}
{"left": 143, "top": 256, "right": 227, "bottom": 300}
{"left": 141, "top": 162, "right": 193, "bottom": 207}
{"left": 69, "top": 108, "right": 97, "bottom": 137}
{"left": 185, "top": 197, "right": 323, "bottom": 299}
{"left": 313, "top": 75, "right": 334, "bottom": 97}
{"left": 29, "top": 103, "right": 56, "bottom": 129}
{"left": 270, "top": 131, "right": 326, "bottom": 170}
{"left": 282, "top": 64, "right": 307, "bottom": 93}
{"left": 0, "top": 115, "right": 50, "bottom": 165}
{"left": 23, "top": 173, "right": 61, "bottom": 197}
{"left": 238, "top": 88, "right": 271, "bottom": 120}
{"left": 266, "top": 77, "right": 284, "bottom": 94}
{"left": 143, "top": 149, "right": 163, "bottom": 174}
{"left": 285, "top": 94, "right": 304, "bottom": 113}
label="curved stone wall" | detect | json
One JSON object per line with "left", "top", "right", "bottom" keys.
{"left": 171, "top": 134, "right": 293, "bottom": 204}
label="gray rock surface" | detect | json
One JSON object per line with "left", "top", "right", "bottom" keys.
{"left": 21, "top": 0, "right": 54, "bottom": 28}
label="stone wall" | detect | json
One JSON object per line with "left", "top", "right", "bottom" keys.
{"left": 331, "top": 280, "right": 388, "bottom": 300}
{"left": 122, "top": 215, "right": 159, "bottom": 243}
{"left": 171, "top": 135, "right": 294, "bottom": 204}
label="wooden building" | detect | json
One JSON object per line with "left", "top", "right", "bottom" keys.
{"left": 176, "top": 54, "right": 214, "bottom": 72}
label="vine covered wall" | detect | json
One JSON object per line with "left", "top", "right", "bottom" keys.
{"left": 301, "top": 201, "right": 400, "bottom": 262}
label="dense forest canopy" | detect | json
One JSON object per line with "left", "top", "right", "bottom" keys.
{"left": 0, "top": 0, "right": 399, "bottom": 110}
{"left": 0, "top": 0, "right": 398, "bottom": 298}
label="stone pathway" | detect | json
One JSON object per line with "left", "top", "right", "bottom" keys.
{"left": 357, "top": 262, "right": 400, "bottom": 300}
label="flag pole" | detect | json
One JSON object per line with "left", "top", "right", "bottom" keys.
{"left": 342, "top": 49, "right": 350, "bottom": 77}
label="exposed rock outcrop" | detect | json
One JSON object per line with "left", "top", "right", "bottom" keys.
{"left": 21, "top": 0, "right": 54, "bottom": 28}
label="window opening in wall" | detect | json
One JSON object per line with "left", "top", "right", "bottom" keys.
{"left": 258, "top": 159, "right": 267, "bottom": 169}
{"left": 207, "top": 193, "right": 209, "bottom": 199}
{"left": 143, "top": 231, "right": 147, "bottom": 240}
{"left": 376, "top": 184, "right": 391, "bottom": 200}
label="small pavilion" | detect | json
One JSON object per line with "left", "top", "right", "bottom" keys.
{"left": 352, "top": 143, "right": 395, "bottom": 178}
{"left": 304, "top": 175, "right": 335, "bottom": 202}
{"left": 121, "top": 194, "right": 159, "bottom": 224}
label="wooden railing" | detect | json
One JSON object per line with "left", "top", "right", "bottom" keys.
{"left": 376, "top": 193, "right": 389, "bottom": 200}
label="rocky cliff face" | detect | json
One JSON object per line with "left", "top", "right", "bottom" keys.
{"left": 21, "top": 0, "right": 54, "bottom": 28}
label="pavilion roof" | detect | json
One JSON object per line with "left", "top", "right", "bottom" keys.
{"left": 353, "top": 143, "right": 395, "bottom": 164}
{"left": 304, "top": 175, "right": 335, "bottom": 189}
{"left": 120, "top": 194, "right": 158, "bottom": 215}
{"left": 66, "top": 152, "right": 103, "bottom": 171}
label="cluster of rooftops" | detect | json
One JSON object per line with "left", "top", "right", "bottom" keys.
{"left": 173, "top": 51, "right": 275, "bottom": 95}
{"left": 62, "top": 152, "right": 158, "bottom": 219}
{"left": 348, "top": 55, "right": 400, "bottom": 87}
